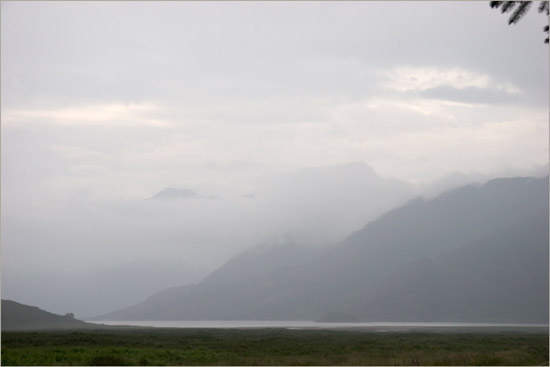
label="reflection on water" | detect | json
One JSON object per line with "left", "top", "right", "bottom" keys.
{"left": 90, "top": 320, "right": 549, "bottom": 330}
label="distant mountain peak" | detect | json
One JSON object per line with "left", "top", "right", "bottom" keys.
{"left": 149, "top": 188, "right": 198, "bottom": 201}
{"left": 148, "top": 188, "right": 224, "bottom": 201}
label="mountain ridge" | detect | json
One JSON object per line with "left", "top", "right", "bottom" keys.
{"left": 93, "top": 176, "right": 549, "bottom": 323}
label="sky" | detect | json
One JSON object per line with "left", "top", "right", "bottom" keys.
{"left": 1, "top": 1, "right": 549, "bottom": 317}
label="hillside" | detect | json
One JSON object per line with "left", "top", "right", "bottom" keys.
{"left": 304, "top": 176, "right": 549, "bottom": 322}
{"left": 95, "top": 176, "right": 549, "bottom": 323}
{"left": 335, "top": 206, "right": 549, "bottom": 322}
{"left": 1, "top": 300, "right": 105, "bottom": 331}
{"left": 91, "top": 244, "right": 326, "bottom": 321}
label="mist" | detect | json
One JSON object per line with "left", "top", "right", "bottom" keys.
{"left": 1, "top": 1, "right": 548, "bottom": 319}
{"left": 3, "top": 162, "right": 417, "bottom": 317}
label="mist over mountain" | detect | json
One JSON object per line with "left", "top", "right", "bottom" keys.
{"left": 3, "top": 162, "right": 416, "bottom": 318}
{"left": 253, "top": 162, "right": 414, "bottom": 245}
{"left": 95, "top": 176, "right": 548, "bottom": 323}
{"left": 3, "top": 0, "right": 549, "bottom": 333}
{"left": 2, "top": 261, "right": 208, "bottom": 319}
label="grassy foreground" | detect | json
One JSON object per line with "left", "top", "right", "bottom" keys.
{"left": 1, "top": 328, "right": 548, "bottom": 366}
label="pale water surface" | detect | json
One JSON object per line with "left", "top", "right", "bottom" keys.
{"left": 91, "top": 320, "right": 549, "bottom": 330}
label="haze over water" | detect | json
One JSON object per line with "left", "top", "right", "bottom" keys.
{"left": 91, "top": 320, "right": 550, "bottom": 330}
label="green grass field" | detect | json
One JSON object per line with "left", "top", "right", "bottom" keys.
{"left": 2, "top": 328, "right": 548, "bottom": 366}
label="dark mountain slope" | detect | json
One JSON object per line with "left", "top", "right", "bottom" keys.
{"left": 1, "top": 300, "right": 103, "bottom": 331}
{"left": 337, "top": 206, "right": 549, "bottom": 323}
{"left": 92, "top": 244, "right": 325, "bottom": 321}
{"left": 297, "top": 176, "right": 549, "bottom": 319}
{"left": 95, "top": 176, "right": 549, "bottom": 323}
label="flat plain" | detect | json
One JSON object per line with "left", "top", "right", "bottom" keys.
{"left": 1, "top": 327, "right": 548, "bottom": 366}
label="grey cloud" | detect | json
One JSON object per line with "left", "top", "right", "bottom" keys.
{"left": 4, "top": 2, "right": 545, "bottom": 109}
{"left": 417, "top": 85, "right": 523, "bottom": 106}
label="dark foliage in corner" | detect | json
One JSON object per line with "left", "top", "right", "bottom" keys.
{"left": 490, "top": 1, "right": 549, "bottom": 43}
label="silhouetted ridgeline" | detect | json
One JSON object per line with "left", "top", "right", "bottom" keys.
{"left": 1, "top": 300, "right": 102, "bottom": 331}
{"left": 93, "top": 176, "right": 549, "bottom": 323}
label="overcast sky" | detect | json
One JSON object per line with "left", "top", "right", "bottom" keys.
{"left": 1, "top": 1, "right": 548, "bottom": 316}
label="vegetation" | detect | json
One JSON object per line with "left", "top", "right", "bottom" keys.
{"left": 2, "top": 328, "right": 548, "bottom": 366}
{"left": 490, "top": 1, "right": 549, "bottom": 43}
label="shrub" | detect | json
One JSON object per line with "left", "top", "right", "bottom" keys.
{"left": 88, "top": 354, "right": 131, "bottom": 366}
